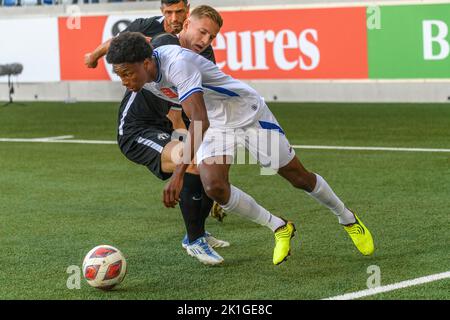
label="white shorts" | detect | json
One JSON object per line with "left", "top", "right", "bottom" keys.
{"left": 196, "top": 104, "right": 295, "bottom": 170}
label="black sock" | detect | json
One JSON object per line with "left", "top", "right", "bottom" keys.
{"left": 179, "top": 173, "right": 213, "bottom": 242}
{"left": 200, "top": 181, "right": 214, "bottom": 225}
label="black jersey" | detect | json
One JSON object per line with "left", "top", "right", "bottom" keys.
{"left": 119, "top": 89, "right": 173, "bottom": 133}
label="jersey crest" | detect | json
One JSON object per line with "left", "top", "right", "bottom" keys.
{"left": 160, "top": 87, "right": 178, "bottom": 99}
{"left": 157, "top": 133, "right": 171, "bottom": 140}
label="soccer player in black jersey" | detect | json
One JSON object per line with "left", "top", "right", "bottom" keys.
{"left": 85, "top": 1, "right": 228, "bottom": 265}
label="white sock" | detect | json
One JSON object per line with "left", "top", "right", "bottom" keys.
{"left": 308, "top": 174, "right": 356, "bottom": 225}
{"left": 221, "top": 185, "right": 285, "bottom": 232}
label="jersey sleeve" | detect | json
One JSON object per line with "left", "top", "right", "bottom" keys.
{"left": 123, "top": 18, "right": 148, "bottom": 33}
{"left": 122, "top": 17, "right": 159, "bottom": 37}
{"left": 170, "top": 104, "right": 182, "bottom": 111}
{"left": 169, "top": 59, "right": 204, "bottom": 103}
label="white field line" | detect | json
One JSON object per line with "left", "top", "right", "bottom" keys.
{"left": 323, "top": 271, "right": 450, "bottom": 300}
{"left": 0, "top": 137, "right": 115, "bottom": 145}
{"left": 292, "top": 145, "right": 450, "bottom": 153}
{"left": 1, "top": 137, "right": 450, "bottom": 153}
{"left": 33, "top": 135, "right": 75, "bottom": 141}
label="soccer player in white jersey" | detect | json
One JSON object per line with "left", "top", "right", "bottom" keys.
{"left": 106, "top": 6, "right": 375, "bottom": 264}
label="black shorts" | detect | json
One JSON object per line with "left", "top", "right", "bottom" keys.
{"left": 119, "top": 128, "right": 173, "bottom": 180}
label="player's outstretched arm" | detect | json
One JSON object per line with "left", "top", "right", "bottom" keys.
{"left": 85, "top": 36, "right": 152, "bottom": 69}
{"left": 162, "top": 92, "right": 209, "bottom": 208}
{"left": 84, "top": 39, "right": 113, "bottom": 69}
{"left": 180, "top": 92, "right": 210, "bottom": 164}
{"left": 167, "top": 108, "right": 187, "bottom": 130}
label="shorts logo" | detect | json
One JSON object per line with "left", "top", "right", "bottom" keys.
{"left": 158, "top": 133, "right": 170, "bottom": 140}
{"left": 251, "top": 104, "right": 258, "bottom": 111}
{"left": 161, "top": 87, "right": 178, "bottom": 99}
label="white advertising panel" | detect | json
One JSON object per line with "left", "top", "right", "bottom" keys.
{"left": 0, "top": 18, "right": 60, "bottom": 83}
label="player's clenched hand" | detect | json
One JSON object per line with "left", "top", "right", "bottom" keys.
{"left": 84, "top": 53, "right": 98, "bottom": 69}
{"left": 163, "top": 174, "right": 183, "bottom": 208}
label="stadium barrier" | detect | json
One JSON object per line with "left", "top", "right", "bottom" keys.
{"left": 0, "top": 0, "right": 449, "bottom": 102}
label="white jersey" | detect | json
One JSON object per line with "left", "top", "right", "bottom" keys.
{"left": 142, "top": 45, "right": 264, "bottom": 129}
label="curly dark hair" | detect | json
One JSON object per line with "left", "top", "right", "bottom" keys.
{"left": 106, "top": 32, "right": 153, "bottom": 65}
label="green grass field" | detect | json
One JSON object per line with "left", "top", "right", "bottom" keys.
{"left": 0, "top": 101, "right": 449, "bottom": 300}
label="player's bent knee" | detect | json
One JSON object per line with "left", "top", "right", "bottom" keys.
{"left": 291, "top": 174, "right": 315, "bottom": 192}
{"left": 280, "top": 167, "right": 314, "bottom": 191}
{"left": 161, "top": 140, "right": 183, "bottom": 173}
{"left": 203, "top": 180, "right": 229, "bottom": 203}
{"left": 290, "top": 176, "right": 309, "bottom": 191}
{"left": 186, "top": 164, "right": 199, "bottom": 175}
{"left": 279, "top": 159, "right": 316, "bottom": 192}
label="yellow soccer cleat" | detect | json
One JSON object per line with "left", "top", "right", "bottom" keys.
{"left": 210, "top": 202, "right": 227, "bottom": 222}
{"left": 343, "top": 212, "right": 374, "bottom": 256}
{"left": 273, "top": 221, "right": 296, "bottom": 265}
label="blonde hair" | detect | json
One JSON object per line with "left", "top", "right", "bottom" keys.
{"left": 190, "top": 5, "right": 223, "bottom": 28}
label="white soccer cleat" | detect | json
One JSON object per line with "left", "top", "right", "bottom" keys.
{"left": 204, "top": 231, "right": 230, "bottom": 248}
{"left": 182, "top": 231, "right": 230, "bottom": 249}
{"left": 185, "top": 236, "right": 224, "bottom": 265}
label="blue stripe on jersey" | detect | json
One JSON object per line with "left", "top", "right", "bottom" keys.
{"left": 153, "top": 51, "right": 162, "bottom": 83}
{"left": 259, "top": 121, "right": 285, "bottom": 135}
{"left": 203, "top": 85, "right": 240, "bottom": 97}
{"left": 179, "top": 87, "right": 204, "bottom": 102}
